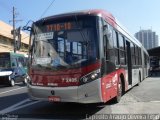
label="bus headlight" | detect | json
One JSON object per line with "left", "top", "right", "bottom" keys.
{"left": 91, "top": 73, "right": 98, "bottom": 79}
{"left": 80, "top": 69, "right": 100, "bottom": 85}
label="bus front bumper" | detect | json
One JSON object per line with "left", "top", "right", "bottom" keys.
{"left": 27, "top": 79, "right": 103, "bottom": 103}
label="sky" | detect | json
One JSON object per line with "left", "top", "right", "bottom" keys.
{"left": 0, "top": 0, "right": 160, "bottom": 45}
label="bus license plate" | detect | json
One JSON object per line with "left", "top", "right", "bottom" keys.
{"left": 48, "top": 96, "right": 60, "bottom": 102}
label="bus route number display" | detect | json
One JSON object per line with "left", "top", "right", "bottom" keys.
{"left": 47, "top": 22, "right": 72, "bottom": 31}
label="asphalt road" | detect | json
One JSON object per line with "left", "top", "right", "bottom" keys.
{"left": 0, "top": 77, "right": 160, "bottom": 120}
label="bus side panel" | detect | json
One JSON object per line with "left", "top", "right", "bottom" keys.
{"left": 101, "top": 71, "right": 117, "bottom": 102}
{"left": 101, "top": 68, "right": 127, "bottom": 103}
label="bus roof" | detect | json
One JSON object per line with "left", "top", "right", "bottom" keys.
{"left": 38, "top": 9, "right": 148, "bottom": 55}
{"left": 40, "top": 9, "right": 115, "bottom": 24}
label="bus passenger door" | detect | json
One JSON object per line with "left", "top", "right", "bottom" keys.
{"left": 126, "top": 41, "right": 132, "bottom": 85}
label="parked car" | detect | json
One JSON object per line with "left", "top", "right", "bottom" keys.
{"left": 0, "top": 52, "right": 29, "bottom": 86}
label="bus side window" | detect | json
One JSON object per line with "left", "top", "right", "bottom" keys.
{"left": 135, "top": 46, "right": 139, "bottom": 65}
{"left": 118, "top": 34, "right": 126, "bottom": 65}
{"left": 113, "top": 30, "right": 119, "bottom": 65}
{"left": 130, "top": 43, "right": 136, "bottom": 65}
{"left": 103, "top": 22, "right": 114, "bottom": 59}
{"left": 103, "top": 22, "right": 115, "bottom": 73}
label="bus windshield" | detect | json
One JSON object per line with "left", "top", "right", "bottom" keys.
{"left": 31, "top": 16, "right": 98, "bottom": 70}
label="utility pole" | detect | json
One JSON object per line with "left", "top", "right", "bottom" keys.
{"left": 13, "top": 7, "right": 16, "bottom": 53}
{"left": 10, "top": 6, "right": 22, "bottom": 53}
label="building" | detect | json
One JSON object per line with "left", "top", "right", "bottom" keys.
{"left": 135, "top": 30, "right": 159, "bottom": 50}
{"left": 0, "top": 20, "right": 29, "bottom": 53}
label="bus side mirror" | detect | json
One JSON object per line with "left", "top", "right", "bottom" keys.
{"left": 22, "top": 26, "right": 33, "bottom": 32}
{"left": 22, "top": 20, "right": 34, "bottom": 32}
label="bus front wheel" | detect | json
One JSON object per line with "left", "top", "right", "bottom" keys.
{"left": 113, "top": 78, "right": 122, "bottom": 103}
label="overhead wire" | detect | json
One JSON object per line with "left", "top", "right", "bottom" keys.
{"left": 39, "top": 0, "right": 56, "bottom": 19}
{"left": 1, "top": 1, "right": 56, "bottom": 42}
{"left": 21, "top": 0, "right": 56, "bottom": 41}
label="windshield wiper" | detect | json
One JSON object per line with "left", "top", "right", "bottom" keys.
{"left": 74, "top": 15, "right": 89, "bottom": 45}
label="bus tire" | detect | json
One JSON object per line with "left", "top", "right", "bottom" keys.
{"left": 10, "top": 79, "right": 15, "bottom": 87}
{"left": 113, "top": 77, "right": 122, "bottom": 103}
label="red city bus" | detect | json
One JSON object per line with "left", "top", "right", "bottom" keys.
{"left": 27, "top": 9, "right": 149, "bottom": 103}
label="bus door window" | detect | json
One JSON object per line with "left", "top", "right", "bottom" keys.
{"left": 118, "top": 34, "right": 126, "bottom": 65}
{"left": 103, "top": 22, "right": 115, "bottom": 73}
{"left": 138, "top": 48, "right": 142, "bottom": 65}
{"left": 126, "top": 40, "right": 132, "bottom": 85}
{"left": 135, "top": 46, "right": 139, "bottom": 66}
{"left": 113, "top": 30, "right": 119, "bottom": 65}
{"left": 131, "top": 43, "right": 136, "bottom": 65}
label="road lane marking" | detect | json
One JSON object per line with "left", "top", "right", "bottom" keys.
{"left": 0, "top": 87, "right": 26, "bottom": 95}
{"left": 0, "top": 98, "right": 41, "bottom": 114}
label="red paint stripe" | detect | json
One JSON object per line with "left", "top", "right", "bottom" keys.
{"left": 101, "top": 68, "right": 126, "bottom": 103}
{"left": 29, "top": 61, "right": 100, "bottom": 87}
